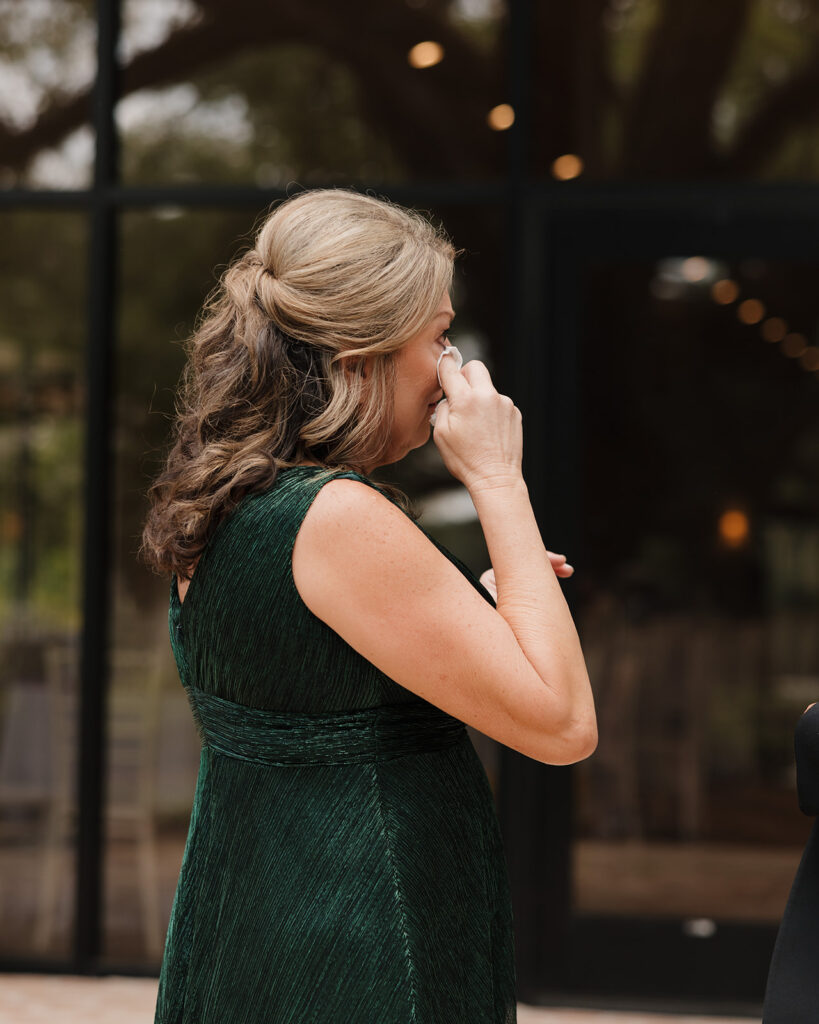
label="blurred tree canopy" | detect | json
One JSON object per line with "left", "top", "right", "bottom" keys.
{"left": 3, "top": 0, "right": 819, "bottom": 185}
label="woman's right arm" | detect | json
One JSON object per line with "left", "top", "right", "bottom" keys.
{"left": 292, "top": 359, "right": 596, "bottom": 765}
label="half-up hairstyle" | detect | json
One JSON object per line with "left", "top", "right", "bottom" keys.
{"left": 142, "top": 189, "right": 455, "bottom": 579}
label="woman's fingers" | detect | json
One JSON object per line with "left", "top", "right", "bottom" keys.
{"left": 547, "top": 551, "right": 575, "bottom": 578}
{"left": 432, "top": 357, "right": 523, "bottom": 491}
{"left": 482, "top": 558, "right": 574, "bottom": 598}
{"left": 436, "top": 349, "right": 471, "bottom": 398}
{"left": 460, "top": 359, "right": 494, "bottom": 389}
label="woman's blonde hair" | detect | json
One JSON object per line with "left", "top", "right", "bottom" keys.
{"left": 142, "top": 189, "right": 455, "bottom": 578}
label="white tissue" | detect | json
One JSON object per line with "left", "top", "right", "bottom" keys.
{"left": 430, "top": 345, "right": 463, "bottom": 427}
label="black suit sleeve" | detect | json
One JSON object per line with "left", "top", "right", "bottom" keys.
{"left": 795, "top": 703, "right": 819, "bottom": 817}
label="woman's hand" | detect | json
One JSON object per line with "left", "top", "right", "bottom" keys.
{"left": 480, "top": 554, "right": 574, "bottom": 600}
{"left": 433, "top": 356, "right": 523, "bottom": 493}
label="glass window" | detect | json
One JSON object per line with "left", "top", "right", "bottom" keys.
{"left": 533, "top": 0, "right": 819, "bottom": 183}
{"left": 118, "top": 0, "right": 509, "bottom": 186}
{"left": 0, "top": 0, "right": 96, "bottom": 189}
{"left": 573, "top": 254, "right": 819, "bottom": 928}
{"left": 0, "top": 210, "right": 87, "bottom": 959}
{"left": 104, "top": 207, "right": 263, "bottom": 963}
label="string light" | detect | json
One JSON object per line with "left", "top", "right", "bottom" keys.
{"left": 487, "top": 104, "right": 515, "bottom": 130}
{"left": 702, "top": 267, "right": 818, "bottom": 380}
{"left": 408, "top": 41, "right": 444, "bottom": 68}
{"left": 681, "top": 257, "right": 710, "bottom": 282}
{"left": 711, "top": 279, "right": 739, "bottom": 304}
{"left": 551, "top": 154, "right": 584, "bottom": 180}
{"left": 760, "top": 317, "right": 788, "bottom": 343}
{"left": 737, "top": 299, "right": 765, "bottom": 324}
{"left": 719, "top": 509, "right": 750, "bottom": 548}
{"left": 799, "top": 347, "right": 819, "bottom": 371}
{"left": 782, "top": 332, "right": 808, "bottom": 358}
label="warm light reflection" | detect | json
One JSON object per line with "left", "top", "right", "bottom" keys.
{"left": 711, "top": 279, "right": 739, "bottom": 304}
{"left": 408, "top": 41, "right": 444, "bottom": 69}
{"left": 782, "top": 332, "right": 808, "bottom": 358}
{"left": 737, "top": 299, "right": 765, "bottom": 325}
{"left": 487, "top": 103, "right": 515, "bottom": 130}
{"left": 760, "top": 317, "right": 788, "bottom": 343}
{"left": 719, "top": 509, "right": 750, "bottom": 548}
{"left": 681, "top": 257, "right": 710, "bottom": 282}
{"left": 799, "top": 347, "right": 819, "bottom": 371}
{"left": 551, "top": 153, "right": 584, "bottom": 180}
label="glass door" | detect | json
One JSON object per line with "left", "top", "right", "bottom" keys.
{"left": 511, "top": 203, "right": 819, "bottom": 1006}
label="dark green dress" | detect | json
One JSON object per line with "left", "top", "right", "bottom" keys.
{"left": 155, "top": 467, "right": 516, "bottom": 1024}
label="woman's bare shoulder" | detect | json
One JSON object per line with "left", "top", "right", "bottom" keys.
{"left": 293, "top": 476, "right": 431, "bottom": 588}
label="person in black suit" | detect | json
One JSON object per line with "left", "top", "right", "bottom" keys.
{"left": 763, "top": 702, "right": 819, "bottom": 1021}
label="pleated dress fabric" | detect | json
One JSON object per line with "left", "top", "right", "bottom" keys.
{"left": 155, "top": 466, "right": 516, "bottom": 1024}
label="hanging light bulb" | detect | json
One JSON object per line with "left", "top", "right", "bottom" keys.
{"left": 719, "top": 509, "right": 750, "bottom": 548}
{"left": 761, "top": 317, "right": 788, "bottom": 343}
{"left": 487, "top": 104, "right": 515, "bottom": 130}
{"left": 711, "top": 279, "right": 739, "bottom": 304}
{"left": 551, "top": 154, "right": 584, "bottom": 180}
{"left": 408, "top": 41, "right": 444, "bottom": 69}
{"left": 737, "top": 299, "right": 765, "bottom": 324}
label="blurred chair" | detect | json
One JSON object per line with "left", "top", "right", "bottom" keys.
{"left": 0, "top": 634, "right": 78, "bottom": 956}
{"left": 34, "top": 640, "right": 79, "bottom": 952}
{"left": 104, "top": 647, "right": 164, "bottom": 959}
{"left": 31, "top": 642, "right": 164, "bottom": 958}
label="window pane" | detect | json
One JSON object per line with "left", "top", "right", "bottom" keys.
{"left": 532, "top": 0, "right": 819, "bottom": 183}
{"left": 118, "top": 0, "right": 508, "bottom": 186}
{"left": 573, "top": 255, "right": 819, "bottom": 926}
{"left": 104, "top": 207, "right": 259, "bottom": 964}
{"left": 0, "top": 0, "right": 96, "bottom": 189}
{"left": 0, "top": 211, "right": 86, "bottom": 958}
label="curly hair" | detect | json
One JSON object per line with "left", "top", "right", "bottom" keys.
{"left": 141, "top": 189, "right": 455, "bottom": 579}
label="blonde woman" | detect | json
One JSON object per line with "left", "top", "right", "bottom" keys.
{"left": 143, "top": 190, "right": 596, "bottom": 1024}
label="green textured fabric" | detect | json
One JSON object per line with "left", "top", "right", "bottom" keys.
{"left": 156, "top": 467, "right": 516, "bottom": 1024}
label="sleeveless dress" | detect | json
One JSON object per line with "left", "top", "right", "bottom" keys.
{"left": 763, "top": 703, "right": 819, "bottom": 1022}
{"left": 154, "top": 466, "right": 516, "bottom": 1024}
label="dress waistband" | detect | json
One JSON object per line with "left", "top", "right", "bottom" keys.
{"left": 185, "top": 686, "right": 467, "bottom": 766}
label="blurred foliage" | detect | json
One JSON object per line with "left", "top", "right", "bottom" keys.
{"left": 4, "top": 0, "right": 819, "bottom": 187}
{"left": 0, "top": 211, "right": 86, "bottom": 629}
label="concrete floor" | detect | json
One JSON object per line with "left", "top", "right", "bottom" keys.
{"left": 0, "top": 975, "right": 760, "bottom": 1024}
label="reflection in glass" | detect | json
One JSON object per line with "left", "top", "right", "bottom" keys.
{"left": 0, "top": 0, "right": 96, "bottom": 189}
{"left": 0, "top": 211, "right": 86, "bottom": 958}
{"left": 118, "top": 0, "right": 508, "bottom": 185}
{"left": 574, "top": 256, "right": 819, "bottom": 925}
{"left": 532, "top": 1, "right": 819, "bottom": 181}
{"left": 105, "top": 208, "right": 265, "bottom": 963}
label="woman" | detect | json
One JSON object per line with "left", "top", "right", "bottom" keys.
{"left": 763, "top": 702, "right": 819, "bottom": 1021}
{"left": 142, "top": 189, "right": 597, "bottom": 1024}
